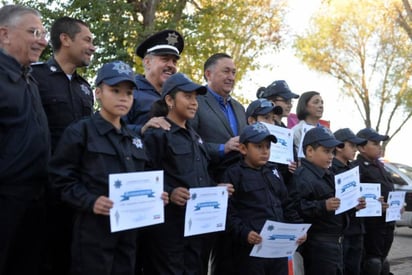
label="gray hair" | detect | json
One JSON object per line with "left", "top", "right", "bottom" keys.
{"left": 0, "top": 5, "right": 41, "bottom": 27}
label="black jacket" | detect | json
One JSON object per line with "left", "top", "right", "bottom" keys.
{"left": 49, "top": 113, "right": 147, "bottom": 212}
{"left": 226, "top": 160, "right": 302, "bottom": 245}
{"left": 353, "top": 155, "right": 395, "bottom": 225}
{"left": 0, "top": 50, "right": 50, "bottom": 199}
{"left": 143, "top": 118, "right": 214, "bottom": 194}
{"left": 293, "top": 158, "right": 346, "bottom": 236}
{"left": 31, "top": 57, "right": 93, "bottom": 152}
{"left": 330, "top": 158, "right": 364, "bottom": 236}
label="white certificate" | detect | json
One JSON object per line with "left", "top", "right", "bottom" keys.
{"left": 385, "top": 191, "right": 406, "bottom": 222}
{"left": 184, "top": 186, "right": 228, "bottom": 237}
{"left": 297, "top": 125, "right": 315, "bottom": 158}
{"left": 356, "top": 183, "right": 382, "bottom": 217}
{"left": 250, "top": 220, "right": 311, "bottom": 258}
{"left": 262, "top": 122, "right": 294, "bottom": 165}
{"left": 109, "top": 170, "right": 164, "bottom": 232}
{"left": 335, "top": 166, "right": 361, "bottom": 215}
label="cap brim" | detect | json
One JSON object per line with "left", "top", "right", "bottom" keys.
{"left": 102, "top": 77, "right": 137, "bottom": 89}
{"left": 319, "top": 139, "right": 344, "bottom": 148}
{"left": 281, "top": 92, "right": 300, "bottom": 99}
{"left": 177, "top": 83, "right": 207, "bottom": 95}
{"left": 372, "top": 134, "right": 389, "bottom": 142}
{"left": 248, "top": 134, "right": 277, "bottom": 144}
{"left": 147, "top": 49, "right": 180, "bottom": 59}
{"left": 254, "top": 107, "right": 276, "bottom": 116}
{"left": 347, "top": 136, "right": 367, "bottom": 145}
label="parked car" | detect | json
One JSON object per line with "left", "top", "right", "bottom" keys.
{"left": 383, "top": 162, "right": 412, "bottom": 227}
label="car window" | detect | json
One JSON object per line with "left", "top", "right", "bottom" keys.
{"left": 383, "top": 163, "right": 410, "bottom": 186}
{"left": 396, "top": 164, "right": 412, "bottom": 180}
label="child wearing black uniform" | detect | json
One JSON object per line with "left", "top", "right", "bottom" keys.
{"left": 142, "top": 73, "right": 233, "bottom": 275}
{"left": 225, "top": 122, "right": 305, "bottom": 275}
{"left": 354, "top": 128, "right": 393, "bottom": 275}
{"left": 292, "top": 126, "right": 347, "bottom": 275}
{"left": 332, "top": 128, "right": 367, "bottom": 275}
{"left": 49, "top": 61, "right": 168, "bottom": 275}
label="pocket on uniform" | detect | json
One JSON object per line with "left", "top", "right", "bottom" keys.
{"left": 41, "top": 95, "right": 71, "bottom": 126}
{"left": 169, "top": 143, "right": 191, "bottom": 155}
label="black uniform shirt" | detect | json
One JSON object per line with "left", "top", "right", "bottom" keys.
{"left": 0, "top": 50, "right": 50, "bottom": 198}
{"left": 32, "top": 57, "right": 93, "bottom": 152}
{"left": 49, "top": 112, "right": 147, "bottom": 212}
{"left": 353, "top": 154, "right": 395, "bottom": 224}
{"left": 330, "top": 158, "right": 364, "bottom": 235}
{"left": 293, "top": 158, "right": 345, "bottom": 236}
{"left": 125, "top": 74, "right": 160, "bottom": 134}
{"left": 225, "top": 160, "right": 302, "bottom": 244}
{"left": 143, "top": 118, "right": 214, "bottom": 194}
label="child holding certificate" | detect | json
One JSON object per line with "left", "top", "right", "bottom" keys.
{"left": 332, "top": 128, "right": 367, "bottom": 275}
{"left": 353, "top": 128, "right": 394, "bottom": 275}
{"left": 292, "top": 127, "right": 346, "bottom": 275}
{"left": 49, "top": 61, "right": 168, "bottom": 275}
{"left": 142, "top": 73, "right": 232, "bottom": 274}
{"left": 225, "top": 122, "right": 305, "bottom": 275}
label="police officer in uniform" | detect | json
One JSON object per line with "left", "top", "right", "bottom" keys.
{"left": 31, "top": 16, "right": 95, "bottom": 275}
{"left": 32, "top": 17, "right": 95, "bottom": 152}
{"left": 126, "top": 29, "right": 184, "bottom": 135}
{"left": 0, "top": 5, "right": 49, "bottom": 275}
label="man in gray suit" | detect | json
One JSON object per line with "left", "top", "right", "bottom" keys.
{"left": 191, "top": 53, "right": 246, "bottom": 183}
{"left": 191, "top": 53, "right": 246, "bottom": 275}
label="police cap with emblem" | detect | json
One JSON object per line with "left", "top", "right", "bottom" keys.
{"left": 334, "top": 128, "right": 367, "bottom": 145}
{"left": 240, "top": 122, "right": 277, "bottom": 144}
{"left": 303, "top": 126, "right": 344, "bottom": 148}
{"left": 246, "top": 98, "right": 283, "bottom": 119}
{"left": 95, "top": 61, "right": 137, "bottom": 88}
{"left": 161, "top": 73, "right": 206, "bottom": 99}
{"left": 135, "top": 29, "right": 184, "bottom": 59}
{"left": 260, "top": 80, "right": 299, "bottom": 100}
{"left": 356, "top": 128, "right": 389, "bottom": 142}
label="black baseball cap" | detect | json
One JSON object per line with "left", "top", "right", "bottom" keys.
{"left": 303, "top": 127, "right": 344, "bottom": 148}
{"left": 135, "top": 29, "right": 184, "bottom": 59}
{"left": 95, "top": 61, "right": 137, "bottom": 88}
{"left": 356, "top": 128, "right": 389, "bottom": 142}
{"left": 262, "top": 80, "right": 299, "bottom": 100}
{"left": 161, "top": 73, "right": 206, "bottom": 99}
{"left": 240, "top": 122, "right": 277, "bottom": 144}
{"left": 334, "top": 128, "right": 367, "bottom": 145}
{"left": 246, "top": 99, "right": 283, "bottom": 119}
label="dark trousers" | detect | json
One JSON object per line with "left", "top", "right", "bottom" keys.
{"left": 71, "top": 212, "right": 138, "bottom": 275}
{"left": 41, "top": 200, "right": 74, "bottom": 275}
{"left": 363, "top": 222, "right": 394, "bottom": 259}
{"left": 0, "top": 195, "right": 46, "bottom": 275}
{"left": 142, "top": 206, "right": 211, "bottom": 275}
{"left": 302, "top": 236, "right": 344, "bottom": 275}
{"left": 362, "top": 222, "right": 394, "bottom": 275}
{"left": 235, "top": 243, "right": 288, "bottom": 275}
{"left": 343, "top": 234, "right": 363, "bottom": 275}
{"left": 210, "top": 231, "right": 237, "bottom": 275}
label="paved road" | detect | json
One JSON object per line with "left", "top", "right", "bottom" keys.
{"left": 388, "top": 226, "right": 412, "bottom": 275}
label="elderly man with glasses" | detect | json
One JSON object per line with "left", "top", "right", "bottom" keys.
{"left": 0, "top": 4, "right": 49, "bottom": 275}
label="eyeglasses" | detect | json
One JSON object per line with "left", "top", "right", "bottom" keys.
{"left": 26, "top": 28, "right": 48, "bottom": 40}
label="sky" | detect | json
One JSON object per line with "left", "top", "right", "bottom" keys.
{"left": 238, "top": 0, "right": 412, "bottom": 166}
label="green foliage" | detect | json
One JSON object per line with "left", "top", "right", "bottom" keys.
{"left": 2, "top": 0, "right": 286, "bottom": 98}
{"left": 294, "top": 0, "right": 412, "bottom": 147}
